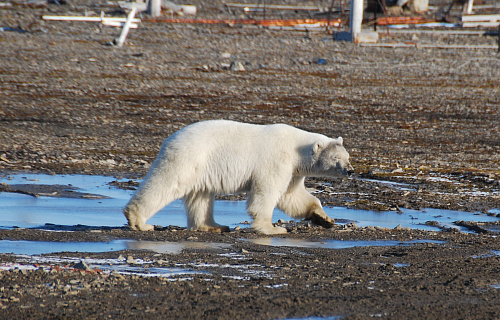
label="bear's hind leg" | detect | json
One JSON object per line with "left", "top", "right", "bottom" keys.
{"left": 247, "top": 191, "right": 287, "bottom": 235}
{"left": 184, "top": 191, "right": 230, "bottom": 232}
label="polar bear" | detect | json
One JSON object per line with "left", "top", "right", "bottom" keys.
{"left": 124, "top": 120, "right": 354, "bottom": 234}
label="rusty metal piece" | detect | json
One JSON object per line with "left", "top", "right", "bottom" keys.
{"left": 376, "top": 16, "right": 436, "bottom": 25}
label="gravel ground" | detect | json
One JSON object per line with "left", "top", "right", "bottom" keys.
{"left": 0, "top": 0, "right": 499, "bottom": 318}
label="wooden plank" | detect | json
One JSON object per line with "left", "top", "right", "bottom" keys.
{"left": 360, "top": 43, "right": 498, "bottom": 49}
{"left": 42, "top": 15, "right": 141, "bottom": 23}
{"left": 461, "top": 14, "right": 500, "bottom": 22}
{"left": 387, "top": 29, "right": 490, "bottom": 35}
{"left": 463, "top": 22, "right": 500, "bottom": 27}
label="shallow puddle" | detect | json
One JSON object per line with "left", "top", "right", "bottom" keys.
{"left": 0, "top": 173, "right": 498, "bottom": 233}
{"left": 248, "top": 238, "right": 445, "bottom": 249}
{"left": 0, "top": 239, "right": 232, "bottom": 255}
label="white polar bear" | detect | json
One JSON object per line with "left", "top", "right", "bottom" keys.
{"left": 124, "top": 120, "right": 354, "bottom": 235}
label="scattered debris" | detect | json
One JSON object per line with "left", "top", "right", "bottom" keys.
{"left": 224, "top": 2, "right": 322, "bottom": 12}
{"left": 42, "top": 10, "right": 142, "bottom": 46}
{"left": 146, "top": 17, "right": 342, "bottom": 30}
{"left": 376, "top": 16, "right": 438, "bottom": 26}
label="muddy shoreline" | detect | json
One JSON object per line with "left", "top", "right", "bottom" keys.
{"left": 1, "top": 0, "right": 500, "bottom": 318}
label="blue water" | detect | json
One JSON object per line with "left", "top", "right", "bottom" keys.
{"left": 0, "top": 173, "right": 498, "bottom": 232}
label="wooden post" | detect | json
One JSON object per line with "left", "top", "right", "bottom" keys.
{"left": 350, "top": 0, "right": 363, "bottom": 42}
{"left": 464, "top": 0, "right": 474, "bottom": 15}
{"left": 498, "top": 24, "right": 500, "bottom": 53}
{"left": 148, "top": 0, "right": 161, "bottom": 17}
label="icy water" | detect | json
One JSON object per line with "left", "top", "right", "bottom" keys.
{"left": 1, "top": 173, "right": 498, "bottom": 232}
{"left": 248, "top": 238, "right": 445, "bottom": 249}
{"left": 0, "top": 238, "right": 445, "bottom": 255}
{"left": 0, "top": 239, "right": 232, "bottom": 255}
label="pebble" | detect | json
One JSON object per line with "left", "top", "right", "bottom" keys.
{"left": 230, "top": 61, "right": 245, "bottom": 72}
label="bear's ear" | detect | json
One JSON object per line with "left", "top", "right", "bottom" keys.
{"left": 312, "top": 141, "right": 324, "bottom": 155}
{"left": 337, "top": 137, "right": 343, "bottom": 145}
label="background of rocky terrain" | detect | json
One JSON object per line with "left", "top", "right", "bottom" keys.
{"left": 0, "top": 0, "right": 499, "bottom": 318}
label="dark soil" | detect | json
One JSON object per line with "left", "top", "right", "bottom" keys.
{"left": 0, "top": 0, "right": 499, "bottom": 318}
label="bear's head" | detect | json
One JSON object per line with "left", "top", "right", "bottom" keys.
{"left": 312, "top": 137, "right": 354, "bottom": 177}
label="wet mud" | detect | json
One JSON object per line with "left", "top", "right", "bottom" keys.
{"left": 1, "top": 0, "right": 500, "bottom": 318}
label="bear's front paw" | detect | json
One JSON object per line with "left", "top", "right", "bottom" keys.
{"left": 253, "top": 225, "right": 288, "bottom": 235}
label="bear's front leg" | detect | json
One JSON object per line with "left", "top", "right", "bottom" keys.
{"left": 306, "top": 203, "right": 335, "bottom": 228}
{"left": 123, "top": 206, "right": 155, "bottom": 231}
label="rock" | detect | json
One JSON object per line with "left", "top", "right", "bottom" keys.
{"left": 73, "top": 261, "right": 90, "bottom": 271}
{"left": 346, "top": 222, "right": 358, "bottom": 229}
{"left": 230, "top": 61, "right": 245, "bottom": 72}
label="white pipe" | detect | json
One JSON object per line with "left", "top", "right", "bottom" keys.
{"left": 115, "top": 7, "right": 138, "bottom": 47}
{"left": 350, "top": 0, "right": 363, "bottom": 42}
{"left": 43, "top": 15, "right": 140, "bottom": 23}
{"left": 148, "top": 0, "right": 162, "bottom": 17}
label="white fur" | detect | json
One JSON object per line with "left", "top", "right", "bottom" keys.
{"left": 124, "top": 120, "right": 353, "bottom": 234}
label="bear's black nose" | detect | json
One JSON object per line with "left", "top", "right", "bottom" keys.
{"left": 347, "top": 169, "right": 355, "bottom": 176}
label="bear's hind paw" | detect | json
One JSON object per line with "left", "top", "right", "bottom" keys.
{"left": 196, "top": 225, "right": 231, "bottom": 233}
{"left": 129, "top": 223, "right": 155, "bottom": 231}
